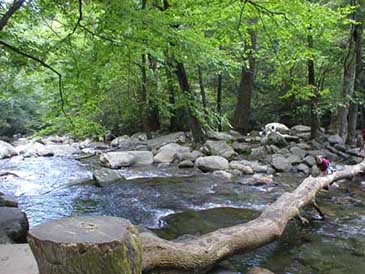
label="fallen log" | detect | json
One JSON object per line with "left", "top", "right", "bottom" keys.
{"left": 140, "top": 160, "right": 365, "bottom": 274}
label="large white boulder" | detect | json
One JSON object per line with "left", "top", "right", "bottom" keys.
{"left": 0, "top": 140, "right": 18, "bottom": 159}
{"left": 154, "top": 143, "right": 191, "bottom": 163}
{"left": 195, "top": 156, "right": 229, "bottom": 172}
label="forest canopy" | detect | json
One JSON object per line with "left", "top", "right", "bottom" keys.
{"left": 0, "top": 0, "right": 363, "bottom": 143}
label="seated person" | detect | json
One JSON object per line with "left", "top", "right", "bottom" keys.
{"left": 315, "top": 155, "right": 335, "bottom": 176}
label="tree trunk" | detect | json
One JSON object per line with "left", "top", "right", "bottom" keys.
{"left": 140, "top": 53, "right": 152, "bottom": 139}
{"left": 216, "top": 73, "right": 223, "bottom": 131}
{"left": 141, "top": 159, "right": 365, "bottom": 274}
{"left": 233, "top": 30, "right": 256, "bottom": 135}
{"left": 333, "top": 13, "right": 358, "bottom": 140}
{"left": 0, "top": 0, "right": 25, "bottom": 32}
{"left": 28, "top": 216, "right": 142, "bottom": 274}
{"left": 308, "top": 34, "right": 320, "bottom": 140}
{"left": 175, "top": 62, "right": 205, "bottom": 143}
{"left": 346, "top": 8, "right": 363, "bottom": 145}
{"left": 197, "top": 65, "right": 208, "bottom": 119}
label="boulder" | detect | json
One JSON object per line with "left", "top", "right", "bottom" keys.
{"left": 0, "top": 192, "right": 18, "bottom": 207}
{"left": 271, "top": 154, "right": 291, "bottom": 172}
{"left": 176, "top": 150, "right": 203, "bottom": 162}
{"left": 100, "top": 151, "right": 153, "bottom": 168}
{"left": 290, "top": 125, "right": 311, "bottom": 135}
{"left": 232, "top": 142, "right": 251, "bottom": 154}
{"left": 238, "top": 159, "right": 269, "bottom": 173}
{"left": 201, "top": 140, "right": 237, "bottom": 159}
{"left": 229, "top": 161, "right": 254, "bottom": 174}
{"left": 154, "top": 143, "right": 191, "bottom": 163}
{"left": 206, "top": 131, "right": 234, "bottom": 141}
{"left": 16, "top": 142, "right": 54, "bottom": 157}
{"left": 296, "top": 132, "right": 311, "bottom": 140}
{"left": 303, "top": 155, "right": 316, "bottom": 167}
{"left": 264, "top": 122, "right": 290, "bottom": 134}
{"left": 146, "top": 132, "right": 187, "bottom": 150}
{"left": 297, "top": 163, "right": 310, "bottom": 174}
{"left": 262, "top": 132, "right": 288, "bottom": 148}
{"left": 212, "top": 170, "right": 234, "bottom": 181}
{"left": 328, "top": 134, "right": 344, "bottom": 145}
{"left": 93, "top": 168, "right": 125, "bottom": 187}
{"left": 289, "top": 146, "right": 307, "bottom": 159}
{"left": 0, "top": 140, "right": 17, "bottom": 159}
{"left": 130, "top": 132, "right": 148, "bottom": 141}
{"left": 111, "top": 135, "right": 130, "bottom": 147}
{"left": 287, "top": 154, "right": 302, "bottom": 165}
{"left": 247, "top": 267, "right": 275, "bottom": 274}
{"left": 178, "top": 160, "right": 194, "bottom": 168}
{"left": 249, "top": 146, "right": 268, "bottom": 160}
{"left": 195, "top": 156, "right": 229, "bottom": 172}
{"left": 45, "top": 144, "right": 81, "bottom": 156}
{"left": 0, "top": 207, "right": 28, "bottom": 243}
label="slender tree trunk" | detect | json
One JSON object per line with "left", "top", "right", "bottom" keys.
{"left": 346, "top": 7, "right": 363, "bottom": 145}
{"left": 308, "top": 34, "right": 320, "bottom": 140}
{"left": 140, "top": 53, "right": 153, "bottom": 139}
{"left": 0, "top": 0, "right": 25, "bottom": 32}
{"left": 197, "top": 65, "right": 208, "bottom": 119}
{"left": 166, "top": 65, "right": 178, "bottom": 132}
{"left": 216, "top": 73, "right": 223, "bottom": 131}
{"left": 175, "top": 63, "right": 205, "bottom": 143}
{"left": 233, "top": 30, "right": 256, "bottom": 135}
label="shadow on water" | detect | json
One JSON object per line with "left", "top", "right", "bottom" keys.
{"left": 1, "top": 156, "right": 365, "bottom": 273}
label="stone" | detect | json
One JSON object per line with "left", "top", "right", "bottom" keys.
{"left": 195, "top": 156, "right": 229, "bottom": 172}
{"left": 201, "top": 140, "right": 237, "bottom": 159}
{"left": 328, "top": 134, "right": 344, "bottom": 145}
{"left": 232, "top": 142, "right": 251, "bottom": 154}
{"left": 0, "top": 140, "right": 17, "bottom": 159}
{"left": 238, "top": 159, "right": 269, "bottom": 173}
{"left": 262, "top": 132, "right": 288, "bottom": 148}
{"left": 16, "top": 142, "right": 54, "bottom": 157}
{"left": 0, "top": 192, "right": 18, "bottom": 207}
{"left": 229, "top": 161, "right": 254, "bottom": 174}
{"left": 206, "top": 131, "right": 234, "bottom": 141}
{"left": 303, "top": 155, "right": 316, "bottom": 167}
{"left": 296, "top": 132, "right": 311, "bottom": 140}
{"left": 250, "top": 174, "right": 274, "bottom": 185}
{"left": 110, "top": 135, "right": 130, "bottom": 147}
{"left": 0, "top": 207, "right": 28, "bottom": 243}
{"left": 130, "top": 132, "right": 148, "bottom": 141}
{"left": 334, "top": 143, "right": 347, "bottom": 152}
{"left": 271, "top": 154, "right": 291, "bottom": 172}
{"left": 154, "top": 143, "right": 191, "bottom": 163}
{"left": 0, "top": 244, "right": 38, "bottom": 273}
{"left": 213, "top": 170, "right": 234, "bottom": 181}
{"left": 176, "top": 150, "right": 203, "bottom": 162}
{"left": 289, "top": 146, "right": 307, "bottom": 159}
{"left": 287, "top": 154, "right": 302, "bottom": 165}
{"left": 264, "top": 122, "right": 290, "bottom": 134}
{"left": 290, "top": 125, "right": 311, "bottom": 135}
{"left": 178, "top": 160, "right": 194, "bottom": 168}
{"left": 100, "top": 151, "right": 153, "bottom": 168}
{"left": 45, "top": 144, "right": 81, "bottom": 156}
{"left": 297, "top": 163, "right": 310, "bottom": 174}
{"left": 247, "top": 266, "right": 275, "bottom": 274}
{"left": 249, "top": 146, "right": 268, "bottom": 160}
{"left": 146, "top": 132, "right": 187, "bottom": 150}
{"left": 93, "top": 168, "right": 125, "bottom": 187}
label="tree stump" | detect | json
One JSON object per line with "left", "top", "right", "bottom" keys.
{"left": 27, "top": 216, "right": 142, "bottom": 274}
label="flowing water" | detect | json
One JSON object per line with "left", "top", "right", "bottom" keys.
{"left": 1, "top": 155, "right": 365, "bottom": 274}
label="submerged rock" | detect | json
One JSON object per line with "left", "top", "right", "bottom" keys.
{"left": 0, "top": 192, "right": 18, "bottom": 207}
{"left": 93, "top": 168, "right": 125, "bottom": 187}
{"left": 195, "top": 156, "right": 229, "bottom": 172}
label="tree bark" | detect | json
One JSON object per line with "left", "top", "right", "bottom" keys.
{"left": 28, "top": 216, "right": 142, "bottom": 274}
{"left": 141, "top": 159, "right": 365, "bottom": 274}
{"left": 308, "top": 33, "right": 320, "bottom": 140}
{"left": 0, "top": 0, "right": 25, "bottom": 32}
{"left": 216, "top": 73, "right": 223, "bottom": 131}
{"left": 175, "top": 62, "right": 205, "bottom": 143}
{"left": 197, "top": 65, "right": 208, "bottom": 119}
{"left": 346, "top": 6, "right": 363, "bottom": 145}
{"left": 233, "top": 30, "right": 256, "bottom": 135}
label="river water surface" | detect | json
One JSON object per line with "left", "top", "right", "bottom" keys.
{"left": 1, "top": 156, "right": 365, "bottom": 274}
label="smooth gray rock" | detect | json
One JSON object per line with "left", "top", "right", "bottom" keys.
{"left": 289, "top": 146, "right": 307, "bottom": 159}
{"left": 45, "top": 144, "right": 81, "bottom": 156}
{"left": 93, "top": 168, "right": 125, "bottom": 186}
{"left": 271, "top": 154, "right": 291, "bottom": 172}
{"left": 206, "top": 131, "right": 234, "bottom": 141}
{"left": 264, "top": 122, "right": 290, "bottom": 134}
{"left": 303, "top": 155, "right": 316, "bottom": 167}
{"left": 229, "top": 161, "right": 254, "bottom": 174}
{"left": 0, "top": 140, "right": 17, "bottom": 159}
{"left": 212, "top": 170, "right": 233, "bottom": 181}
{"left": 201, "top": 140, "right": 237, "bottom": 160}
{"left": 154, "top": 143, "right": 191, "bottom": 163}
{"left": 16, "top": 142, "right": 54, "bottom": 157}
{"left": 176, "top": 150, "right": 203, "bottom": 162}
{"left": 0, "top": 192, "right": 18, "bottom": 207}
{"left": 232, "top": 142, "right": 251, "bottom": 154}
{"left": 290, "top": 125, "right": 311, "bottom": 135}
{"left": 178, "top": 160, "right": 194, "bottom": 168}
{"left": 0, "top": 207, "right": 28, "bottom": 243}
{"left": 262, "top": 132, "right": 288, "bottom": 148}
{"left": 100, "top": 151, "right": 153, "bottom": 168}
{"left": 146, "top": 132, "right": 187, "bottom": 150}
{"left": 297, "top": 163, "right": 310, "bottom": 174}
{"left": 328, "top": 134, "right": 344, "bottom": 145}
{"left": 287, "top": 154, "right": 302, "bottom": 165}
{"left": 195, "top": 156, "right": 229, "bottom": 172}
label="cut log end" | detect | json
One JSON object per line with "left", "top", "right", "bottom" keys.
{"left": 27, "top": 216, "right": 142, "bottom": 274}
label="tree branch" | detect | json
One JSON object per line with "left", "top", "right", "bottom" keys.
{"left": 0, "top": 40, "right": 74, "bottom": 126}
{"left": 0, "top": 0, "right": 25, "bottom": 32}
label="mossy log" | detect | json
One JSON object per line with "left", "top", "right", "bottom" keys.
{"left": 27, "top": 216, "right": 142, "bottom": 274}
{"left": 140, "top": 160, "right": 365, "bottom": 274}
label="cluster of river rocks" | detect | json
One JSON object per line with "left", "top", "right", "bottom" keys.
{"left": 1, "top": 123, "right": 364, "bottom": 244}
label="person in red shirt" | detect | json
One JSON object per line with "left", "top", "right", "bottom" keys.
{"left": 315, "top": 155, "right": 334, "bottom": 176}
{"left": 359, "top": 128, "right": 365, "bottom": 152}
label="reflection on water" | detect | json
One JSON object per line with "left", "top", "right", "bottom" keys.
{"left": 1, "top": 156, "right": 365, "bottom": 273}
